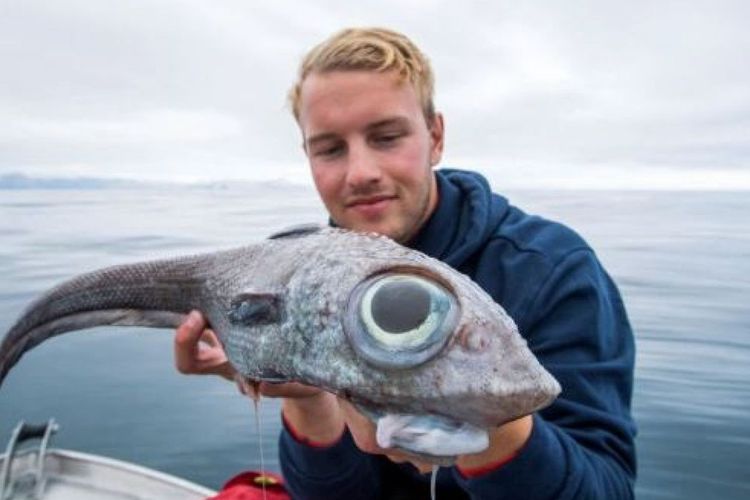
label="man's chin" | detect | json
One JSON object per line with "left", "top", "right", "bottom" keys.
{"left": 339, "top": 218, "right": 402, "bottom": 241}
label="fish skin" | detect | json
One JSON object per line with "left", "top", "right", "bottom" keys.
{"left": 0, "top": 227, "right": 560, "bottom": 432}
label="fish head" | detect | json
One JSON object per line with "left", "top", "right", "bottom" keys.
{"left": 263, "top": 230, "right": 560, "bottom": 440}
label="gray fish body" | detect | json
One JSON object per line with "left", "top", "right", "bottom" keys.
{"left": 0, "top": 227, "right": 560, "bottom": 450}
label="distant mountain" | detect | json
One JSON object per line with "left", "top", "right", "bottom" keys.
{"left": 0, "top": 173, "right": 149, "bottom": 190}
{"left": 0, "top": 173, "right": 314, "bottom": 192}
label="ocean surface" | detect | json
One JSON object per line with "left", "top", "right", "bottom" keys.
{"left": 0, "top": 186, "right": 748, "bottom": 499}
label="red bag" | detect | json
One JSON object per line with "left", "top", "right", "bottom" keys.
{"left": 207, "top": 471, "right": 291, "bottom": 500}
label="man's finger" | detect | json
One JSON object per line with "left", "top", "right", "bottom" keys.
{"left": 199, "top": 329, "right": 221, "bottom": 347}
{"left": 174, "top": 310, "right": 207, "bottom": 373}
{"left": 175, "top": 311, "right": 206, "bottom": 342}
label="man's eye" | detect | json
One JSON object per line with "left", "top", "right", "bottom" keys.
{"left": 314, "top": 145, "right": 343, "bottom": 158}
{"left": 374, "top": 134, "right": 401, "bottom": 146}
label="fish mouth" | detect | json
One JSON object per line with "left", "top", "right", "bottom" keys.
{"left": 356, "top": 405, "right": 490, "bottom": 466}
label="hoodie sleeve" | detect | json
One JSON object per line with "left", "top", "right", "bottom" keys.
{"left": 452, "top": 247, "right": 637, "bottom": 499}
{"left": 279, "top": 422, "right": 384, "bottom": 500}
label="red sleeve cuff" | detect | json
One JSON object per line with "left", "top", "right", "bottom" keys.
{"left": 281, "top": 412, "right": 345, "bottom": 449}
{"left": 455, "top": 449, "right": 521, "bottom": 479}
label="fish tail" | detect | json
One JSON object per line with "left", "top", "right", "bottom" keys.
{"left": 0, "top": 254, "right": 211, "bottom": 386}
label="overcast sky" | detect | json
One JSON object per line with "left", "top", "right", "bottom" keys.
{"left": 1, "top": 0, "right": 748, "bottom": 189}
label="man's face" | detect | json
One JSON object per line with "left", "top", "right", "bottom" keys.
{"left": 297, "top": 70, "right": 444, "bottom": 243}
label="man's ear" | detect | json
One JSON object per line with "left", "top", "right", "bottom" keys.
{"left": 429, "top": 113, "right": 445, "bottom": 166}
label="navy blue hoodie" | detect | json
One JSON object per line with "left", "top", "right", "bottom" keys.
{"left": 280, "top": 169, "right": 637, "bottom": 499}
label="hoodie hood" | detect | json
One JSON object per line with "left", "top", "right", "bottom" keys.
{"left": 409, "top": 169, "right": 509, "bottom": 268}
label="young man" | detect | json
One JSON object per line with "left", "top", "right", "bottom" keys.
{"left": 175, "top": 28, "right": 637, "bottom": 499}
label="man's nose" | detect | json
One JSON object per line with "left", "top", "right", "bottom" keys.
{"left": 345, "top": 142, "right": 382, "bottom": 188}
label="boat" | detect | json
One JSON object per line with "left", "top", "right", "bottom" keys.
{"left": 0, "top": 419, "right": 217, "bottom": 499}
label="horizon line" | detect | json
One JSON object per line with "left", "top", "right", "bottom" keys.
{"left": 1, "top": 171, "right": 749, "bottom": 192}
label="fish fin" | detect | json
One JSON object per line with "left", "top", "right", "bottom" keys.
{"left": 228, "top": 293, "right": 282, "bottom": 326}
{"left": 267, "top": 223, "right": 322, "bottom": 240}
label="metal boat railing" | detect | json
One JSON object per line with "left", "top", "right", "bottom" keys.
{"left": 0, "top": 419, "right": 59, "bottom": 500}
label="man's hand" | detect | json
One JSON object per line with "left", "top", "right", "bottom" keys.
{"left": 173, "top": 311, "right": 326, "bottom": 397}
{"left": 173, "top": 310, "right": 346, "bottom": 445}
{"left": 174, "top": 310, "right": 236, "bottom": 380}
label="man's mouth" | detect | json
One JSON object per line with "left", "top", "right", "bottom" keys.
{"left": 346, "top": 195, "right": 397, "bottom": 217}
{"left": 346, "top": 195, "right": 396, "bottom": 207}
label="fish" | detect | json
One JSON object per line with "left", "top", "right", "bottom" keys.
{"left": 0, "top": 225, "right": 560, "bottom": 463}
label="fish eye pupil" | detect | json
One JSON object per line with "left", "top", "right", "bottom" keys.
{"left": 371, "top": 280, "right": 430, "bottom": 333}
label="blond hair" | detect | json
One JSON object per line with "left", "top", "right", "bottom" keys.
{"left": 289, "top": 27, "right": 435, "bottom": 123}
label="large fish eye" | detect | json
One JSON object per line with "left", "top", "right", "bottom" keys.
{"left": 344, "top": 273, "right": 459, "bottom": 370}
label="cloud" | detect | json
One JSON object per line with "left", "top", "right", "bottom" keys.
{"left": 4, "top": 109, "right": 244, "bottom": 144}
{"left": 1, "top": 0, "right": 748, "bottom": 188}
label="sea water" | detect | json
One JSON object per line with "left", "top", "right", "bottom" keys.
{"left": 0, "top": 186, "right": 748, "bottom": 499}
